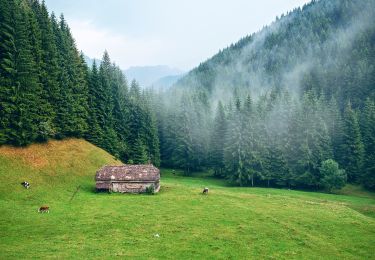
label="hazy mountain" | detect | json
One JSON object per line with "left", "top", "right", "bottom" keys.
{"left": 124, "top": 65, "right": 184, "bottom": 88}
{"left": 83, "top": 55, "right": 183, "bottom": 88}
{"left": 174, "top": 0, "right": 375, "bottom": 108}
{"left": 150, "top": 74, "right": 185, "bottom": 89}
{"left": 156, "top": 0, "right": 375, "bottom": 188}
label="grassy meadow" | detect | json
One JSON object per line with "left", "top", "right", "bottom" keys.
{"left": 0, "top": 139, "right": 375, "bottom": 259}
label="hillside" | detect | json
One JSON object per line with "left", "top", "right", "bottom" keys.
{"left": 0, "top": 141, "right": 375, "bottom": 258}
{"left": 174, "top": 0, "right": 375, "bottom": 107}
{"left": 151, "top": 74, "right": 185, "bottom": 89}
{"left": 154, "top": 0, "right": 375, "bottom": 189}
{"left": 0, "top": 139, "right": 121, "bottom": 199}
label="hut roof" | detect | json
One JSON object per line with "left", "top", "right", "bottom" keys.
{"left": 95, "top": 164, "right": 160, "bottom": 182}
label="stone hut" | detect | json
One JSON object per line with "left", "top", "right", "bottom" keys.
{"left": 95, "top": 164, "right": 160, "bottom": 193}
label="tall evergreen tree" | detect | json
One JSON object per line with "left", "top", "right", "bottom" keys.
{"left": 5, "top": 1, "right": 44, "bottom": 145}
{"left": 0, "top": 0, "right": 17, "bottom": 144}
{"left": 340, "top": 102, "right": 364, "bottom": 182}
{"left": 210, "top": 101, "right": 227, "bottom": 176}
{"left": 224, "top": 98, "right": 247, "bottom": 185}
{"left": 173, "top": 96, "right": 195, "bottom": 175}
{"left": 86, "top": 61, "right": 103, "bottom": 145}
{"left": 360, "top": 98, "right": 375, "bottom": 189}
{"left": 242, "top": 94, "right": 263, "bottom": 187}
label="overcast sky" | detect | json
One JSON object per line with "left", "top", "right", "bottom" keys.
{"left": 44, "top": 0, "right": 311, "bottom": 71}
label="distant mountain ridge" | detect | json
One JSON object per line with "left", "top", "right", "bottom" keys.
{"left": 124, "top": 65, "right": 184, "bottom": 88}
{"left": 82, "top": 55, "right": 184, "bottom": 89}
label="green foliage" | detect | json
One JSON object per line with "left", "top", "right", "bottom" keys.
{"left": 319, "top": 159, "right": 347, "bottom": 192}
{"left": 131, "top": 137, "right": 148, "bottom": 164}
{"left": 0, "top": 0, "right": 160, "bottom": 166}
{"left": 145, "top": 184, "right": 155, "bottom": 195}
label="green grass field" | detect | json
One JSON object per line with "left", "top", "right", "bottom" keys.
{"left": 1, "top": 139, "right": 375, "bottom": 259}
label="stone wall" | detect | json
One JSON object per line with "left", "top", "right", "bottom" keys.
{"left": 96, "top": 181, "right": 159, "bottom": 193}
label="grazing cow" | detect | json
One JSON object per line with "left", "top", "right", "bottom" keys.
{"left": 202, "top": 187, "right": 209, "bottom": 194}
{"left": 38, "top": 206, "right": 49, "bottom": 213}
{"left": 21, "top": 181, "right": 30, "bottom": 189}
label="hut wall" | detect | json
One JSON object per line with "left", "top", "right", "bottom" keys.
{"left": 96, "top": 181, "right": 159, "bottom": 193}
{"left": 111, "top": 182, "right": 149, "bottom": 193}
{"left": 96, "top": 182, "right": 111, "bottom": 192}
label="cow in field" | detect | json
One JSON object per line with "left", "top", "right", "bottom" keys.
{"left": 38, "top": 206, "right": 49, "bottom": 213}
{"left": 202, "top": 187, "right": 209, "bottom": 194}
{"left": 21, "top": 181, "right": 30, "bottom": 189}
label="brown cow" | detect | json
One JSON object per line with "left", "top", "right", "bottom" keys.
{"left": 38, "top": 206, "right": 49, "bottom": 213}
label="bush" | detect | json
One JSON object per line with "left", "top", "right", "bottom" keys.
{"left": 319, "top": 159, "right": 347, "bottom": 192}
{"left": 145, "top": 184, "right": 155, "bottom": 195}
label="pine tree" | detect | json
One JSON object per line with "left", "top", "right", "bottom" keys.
{"left": 86, "top": 61, "right": 101, "bottom": 141}
{"left": 0, "top": 0, "right": 17, "bottom": 144}
{"left": 31, "top": 0, "right": 60, "bottom": 140}
{"left": 130, "top": 137, "right": 148, "bottom": 164}
{"left": 360, "top": 98, "right": 375, "bottom": 189}
{"left": 285, "top": 102, "right": 310, "bottom": 187}
{"left": 340, "top": 102, "right": 364, "bottom": 182}
{"left": 111, "top": 66, "right": 130, "bottom": 160}
{"left": 51, "top": 13, "right": 71, "bottom": 138}
{"left": 98, "top": 51, "right": 119, "bottom": 154}
{"left": 4, "top": 1, "right": 44, "bottom": 145}
{"left": 242, "top": 94, "right": 263, "bottom": 187}
{"left": 224, "top": 98, "right": 247, "bottom": 185}
{"left": 173, "top": 96, "right": 195, "bottom": 175}
{"left": 326, "top": 98, "right": 344, "bottom": 162}
{"left": 210, "top": 101, "right": 227, "bottom": 176}
{"left": 263, "top": 137, "right": 289, "bottom": 187}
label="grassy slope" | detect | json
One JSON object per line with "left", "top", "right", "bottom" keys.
{"left": 0, "top": 139, "right": 374, "bottom": 259}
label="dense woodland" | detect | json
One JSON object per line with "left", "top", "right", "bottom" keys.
{"left": 0, "top": 0, "right": 159, "bottom": 165}
{"left": 153, "top": 0, "right": 375, "bottom": 190}
{"left": 0, "top": 0, "right": 374, "bottom": 191}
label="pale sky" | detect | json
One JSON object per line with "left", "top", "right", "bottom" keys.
{"left": 45, "top": 0, "right": 311, "bottom": 71}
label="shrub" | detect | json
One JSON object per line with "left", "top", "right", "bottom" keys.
{"left": 319, "top": 159, "right": 347, "bottom": 192}
{"left": 145, "top": 184, "right": 155, "bottom": 195}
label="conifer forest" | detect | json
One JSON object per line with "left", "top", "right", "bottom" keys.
{"left": 1, "top": 0, "right": 375, "bottom": 191}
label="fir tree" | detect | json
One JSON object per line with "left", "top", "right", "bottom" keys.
{"left": 340, "top": 102, "right": 364, "bottom": 182}
{"left": 360, "top": 98, "right": 375, "bottom": 189}
{"left": 86, "top": 61, "right": 103, "bottom": 145}
{"left": 210, "top": 101, "right": 227, "bottom": 176}
{"left": 224, "top": 98, "right": 247, "bottom": 185}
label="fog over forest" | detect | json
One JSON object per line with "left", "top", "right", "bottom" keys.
{"left": 151, "top": 0, "right": 375, "bottom": 190}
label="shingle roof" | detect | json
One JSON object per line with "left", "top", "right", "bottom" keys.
{"left": 95, "top": 164, "right": 160, "bottom": 182}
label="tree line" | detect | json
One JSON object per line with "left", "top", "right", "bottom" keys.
{"left": 155, "top": 88, "right": 374, "bottom": 191}
{"left": 0, "top": 0, "right": 159, "bottom": 165}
